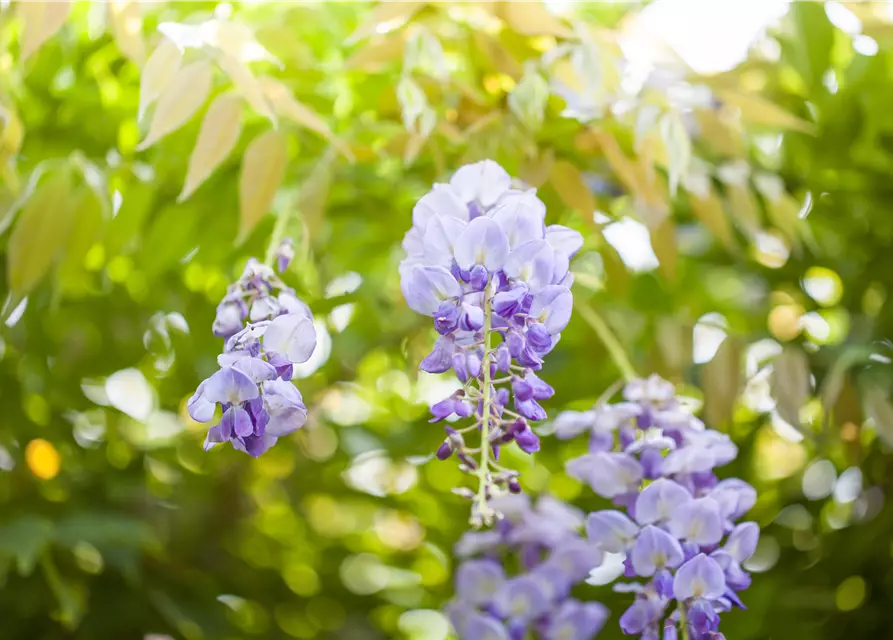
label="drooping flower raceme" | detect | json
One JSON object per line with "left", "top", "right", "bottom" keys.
{"left": 447, "top": 494, "right": 608, "bottom": 640}
{"left": 188, "top": 246, "right": 316, "bottom": 457}
{"left": 400, "top": 160, "right": 583, "bottom": 525}
{"left": 555, "top": 375, "right": 759, "bottom": 640}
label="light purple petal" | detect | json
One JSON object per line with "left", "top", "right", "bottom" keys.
{"left": 412, "top": 184, "right": 469, "bottom": 230}
{"left": 545, "top": 600, "right": 609, "bottom": 640}
{"left": 724, "top": 522, "right": 760, "bottom": 563}
{"left": 635, "top": 478, "right": 693, "bottom": 525}
{"left": 586, "top": 510, "right": 639, "bottom": 553}
{"left": 552, "top": 409, "right": 597, "bottom": 439}
{"left": 402, "top": 264, "right": 462, "bottom": 315}
{"left": 454, "top": 217, "right": 510, "bottom": 271}
{"left": 491, "top": 200, "right": 545, "bottom": 248}
{"left": 668, "top": 497, "right": 725, "bottom": 546}
{"left": 463, "top": 613, "right": 508, "bottom": 640}
{"left": 546, "top": 224, "right": 584, "bottom": 258}
{"left": 503, "top": 240, "right": 555, "bottom": 292}
{"left": 188, "top": 381, "right": 215, "bottom": 422}
{"left": 422, "top": 215, "right": 467, "bottom": 267}
{"left": 673, "top": 554, "right": 726, "bottom": 601}
{"left": 218, "top": 352, "right": 278, "bottom": 383}
{"left": 263, "top": 313, "right": 317, "bottom": 364}
{"left": 229, "top": 406, "right": 253, "bottom": 437}
{"left": 630, "top": 525, "right": 684, "bottom": 577}
{"left": 202, "top": 366, "right": 259, "bottom": 405}
{"left": 455, "top": 559, "right": 505, "bottom": 606}
{"left": 567, "top": 452, "right": 643, "bottom": 498}
{"left": 450, "top": 160, "right": 512, "bottom": 208}
{"left": 529, "top": 285, "right": 573, "bottom": 334}
{"left": 262, "top": 379, "right": 308, "bottom": 436}
{"left": 709, "top": 479, "right": 757, "bottom": 521}
{"left": 492, "top": 575, "right": 550, "bottom": 621}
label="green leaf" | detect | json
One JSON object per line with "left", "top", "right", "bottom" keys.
{"left": 702, "top": 337, "right": 742, "bottom": 428}
{"left": 0, "top": 515, "right": 53, "bottom": 576}
{"left": 786, "top": 2, "right": 834, "bottom": 91}
{"left": 7, "top": 168, "right": 74, "bottom": 295}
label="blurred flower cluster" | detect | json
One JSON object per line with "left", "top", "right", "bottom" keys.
{"left": 555, "top": 375, "right": 759, "bottom": 639}
{"left": 188, "top": 244, "right": 316, "bottom": 457}
{"left": 399, "top": 160, "right": 583, "bottom": 525}
{"left": 447, "top": 494, "right": 608, "bottom": 640}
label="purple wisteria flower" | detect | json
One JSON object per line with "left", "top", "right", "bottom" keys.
{"left": 188, "top": 250, "right": 316, "bottom": 457}
{"left": 556, "top": 375, "right": 759, "bottom": 640}
{"left": 400, "top": 160, "right": 583, "bottom": 525}
{"left": 448, "top": 494, "right": 608, "bottom": 640}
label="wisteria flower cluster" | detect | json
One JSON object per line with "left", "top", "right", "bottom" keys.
{"left": 555, "top": 375, "right": 759, "bottom": 639}
{"left": 188, "top": 243, "right": 316, "bottom": 457}
{"left": 399, "top": 160, "right": 584, "bottom": 525}
{"left": 447, "top": 494, "right": 609, "bottom": 640}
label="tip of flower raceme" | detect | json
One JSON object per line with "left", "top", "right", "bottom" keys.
{"left": 191, "top": 252, "right": 317, "bottom": 458}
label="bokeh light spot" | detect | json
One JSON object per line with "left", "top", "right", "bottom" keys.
{"left": 26, "top": 439, "right": 60, "bottom": 480}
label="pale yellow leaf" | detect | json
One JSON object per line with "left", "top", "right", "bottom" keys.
{"left": 109, "top": 0, "right": 145, "bottom": 67}
{"left": 550, "top": 160, "right": 595, "bottom": 214}
{"left": 178, "top": 94, "right": 243, "bottom": 202}
{"left": 139, "top": 38, "right": 183, "bottom": 122}
{"left": 217, "top": 55, "right": 276, "bottom": 125}
{"left": 652, "top": 217, "right": 677, "bottom": 282}
{"left": 239, "top": 130, "right": 288, "bottom": 241}
{"left": 703, "top": 336, "right": 742, "bottom": 428}
{"left": 259, "top": 77, "right": 353, "bottom": 160}
{"left": 716, "top": 89, "right": 816, "bottom": 134}
{"left": 19, "top": 0, "right": 71, "bottom": 61}
{"left": 725, "top": 184, "right": 761, "bottom": 238}
{"left": 137, "top": 59, "right": 212, "bottom": 150}
{"left": 346, "top": 34, "right": 407, "bottom": 70}
{"left": 8, "top": 170, "right": 74, "bottom": 295}
{"left": 687, "top": 187, "right": 736, "bottom": 252}
{"left": 347, "top": 1, "right": 425, "bottom": 44}
{"left": 497, "top": 0, "right": 573, "bottom": 38}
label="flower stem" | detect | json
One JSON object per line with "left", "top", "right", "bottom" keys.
{"left": 575, "top": 300, "right": 637, "bottom": 382}
{"left": 473, "top": 281, "right": 496, "bottom": 526}
{"left": 679, "top": 607, "right": 689, "bottom": 640}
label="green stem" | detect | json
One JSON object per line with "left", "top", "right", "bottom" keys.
{"left": 473, "top": 281, "right": 496, "bottom": 526}
{"left": 679, "top": 606, "right": 689, "bottom": 640}
{"left": 575, "top": 301, "right": 638, "bottom": 382}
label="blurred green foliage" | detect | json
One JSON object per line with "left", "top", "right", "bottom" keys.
{"left": 2, "top": 1, "right": 893, "bottom": 639}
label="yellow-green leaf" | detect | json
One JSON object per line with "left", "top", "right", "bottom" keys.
{"left": 259, "top": 77, "right": 353, "bottom": 160}
{"left": 771, "top": 346, "right": 810, "bottom": 427}
{"left": 108, "top": 0, "right": 145, "bottom": 67}
{"left": 550, "top": 160, "right": 595, "bottom": 215}
{"left": 716, "top": 89, "right": 816, "bottom": 134}
{"left": 686, "top": 184, "right": 736, "bottom": 252}
{"left": 702, "top": 336, "right": 742, "bottom": 428}
{"left": 57, "top": 187, "right": 106, "bottom": 296}
{"left": 8, "top": 170, "right": 74, "bottom": 295}
{"left": 179, "top": 94, "right": 243, "bottom": 203}
{"left": 347, "top": 1, "right": 425, "bottom": 44}
{"left": 137, "top": 59, "right": 212, "bottom": 150}
{"left": 138, "top": 38, "right": 183, "bottom": 122}
{"left": 863, "top": 385, "right": 893, "bottom": 448}
{"left": 217, "top": 55, "right": 276, "bottom": 125}
{"left": 19, "top": 0, "right": 71, "bottom": 61}
{"left": 238, "top": 130, "right": 288, "bottom": 242}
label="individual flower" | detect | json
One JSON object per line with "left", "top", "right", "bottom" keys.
{"left": 400, "top": 160, "right": 584, "bottom": 525}
{"left": 556, "top": 374, "right": 759, "bottom": 639}
{"left": 188, "top": 250, "right": 316, "bottom": 457}
{"left": 448, "top": 495, "right": 608, "bottom": 640}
